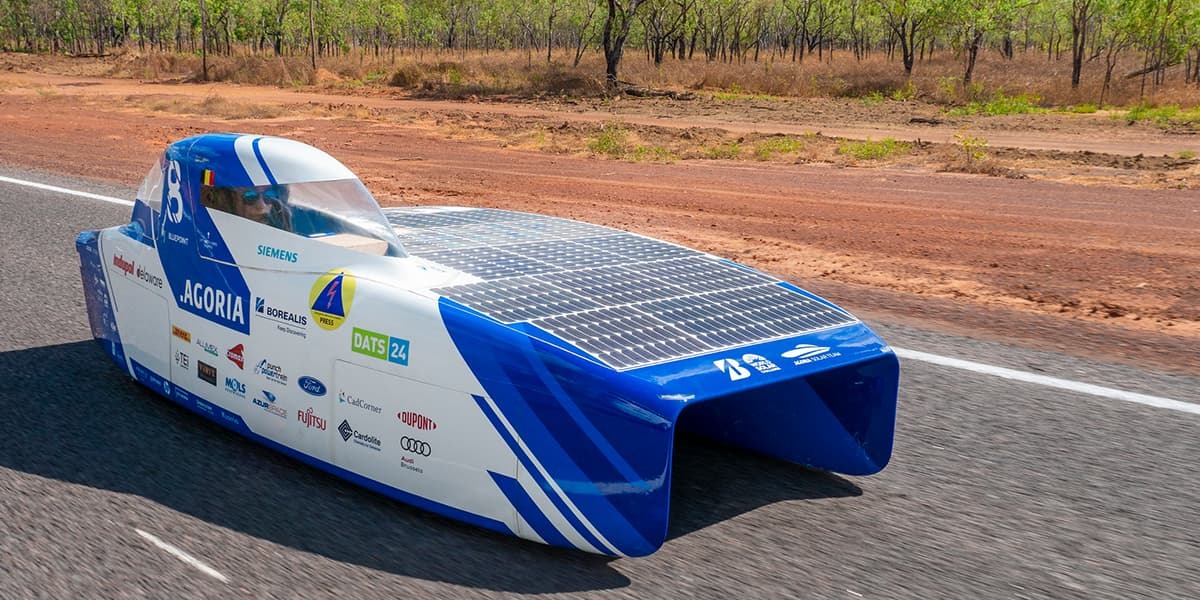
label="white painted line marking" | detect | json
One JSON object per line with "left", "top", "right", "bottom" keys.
{"left": 893, "top": 347, "right": 1199, "bottom": 416}
{"left": 0, "top": 174, "right": 133, "bottom": 206}
{"left": 134, "top": 528, "right": 230, "bottom": 583}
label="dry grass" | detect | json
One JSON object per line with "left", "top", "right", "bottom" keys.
{"left": 138, "top": 93, "right": 286, "bottom": 120}
{"left": 68, "top": 46, "right": 1200, "bottom": 109}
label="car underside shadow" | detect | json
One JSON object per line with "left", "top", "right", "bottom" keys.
{"left": 0, "top": 341, "right": 626, "bottom": 593}
{"left": 667, "top": 432, "right": 862, "bottom": 542}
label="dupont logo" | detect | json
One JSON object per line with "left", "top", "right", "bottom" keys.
{"left": 226, "top": 343, "right": 245, "bottom": 369}
{"left": 338, "top": 419, "right": 354, "bottom": 441}
{"left": 713, "top": 358, "right": 751, "bottom": 381}
{"left": 399, "top": 411, "right": 437, "bottom": 431}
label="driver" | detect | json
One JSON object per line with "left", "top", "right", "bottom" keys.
{"left": 234, "top": 184, "right": 292, "bottom": 232}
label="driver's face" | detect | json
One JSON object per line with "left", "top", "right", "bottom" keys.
{"left": 238, "top": 187, "right": 279, "bottom": 223}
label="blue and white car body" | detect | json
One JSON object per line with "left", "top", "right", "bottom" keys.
{"left": 77, "top": 134, "right": 899, "bottom": 556}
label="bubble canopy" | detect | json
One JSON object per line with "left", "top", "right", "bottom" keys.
{"left": 136, "top": 133, "right": 405, "bottom": 256}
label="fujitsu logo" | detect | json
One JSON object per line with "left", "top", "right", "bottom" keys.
{"left": 297, "top": 407, "right": 326, "bottom": 430}
{"left": 398, "top": 411, "right": 437, "bottom": 431}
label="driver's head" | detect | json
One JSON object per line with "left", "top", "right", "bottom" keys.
{"left": 235, "top": 184, "right": 290, "bottom": 230}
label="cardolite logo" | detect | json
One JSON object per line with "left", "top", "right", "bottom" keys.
{"left": 195, "top": 339, "right": 218, "bottom": 357}
{"left": 309, "top": 270, "right": 356, "bottom": 331}
{"left": 399, "top": 411, "right": 437, "bottom": 431}
{"left": 197, "top": 360, "right": 217, "bottom": 386}
{"left": 171, "top": 325, "right": 191, "bottom": 343}
{"left": 298, "top": 407, "right": 326, "bottom": 430}
{"left": 253, "top": 389, "right": 286, "bottom": 419}
{"left": 338, "top": 390, "right": 382, "bottom": 414}
{"left": 224, "top": 376, "right": 246, "bottom": 398}
{"left": 255, "top": 358, "right": 287, "bottom": 386}
{"left": 337, "top": 419, "right": 382, "bottom": 452}
{"left": 112, "top": 254, "right": 135, "bottom": 277}
{"left": 254, "top": 296, "right": 308, "bottom": 338}
{"left": 226, "top": 343, "right": 245, "bottom": 369}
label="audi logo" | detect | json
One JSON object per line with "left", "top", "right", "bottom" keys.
{"left": 400, "top": 436, "right": 431, "bottom": 456}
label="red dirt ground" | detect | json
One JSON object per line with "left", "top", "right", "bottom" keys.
{"left": 1, "top": 70, "right": 1197, "bottom": 375}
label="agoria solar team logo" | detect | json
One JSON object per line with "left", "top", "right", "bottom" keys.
{"left": 309, "top": 269, "right": 356, "bottom": 331}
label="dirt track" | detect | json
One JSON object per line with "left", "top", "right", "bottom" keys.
{"left": 1, "top": 70, "right": 1197, "bottom": 373}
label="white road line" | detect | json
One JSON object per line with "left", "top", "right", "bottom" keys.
{"left": 134, "top": 528, "right": 230, "bottom": 583}
{"left": 0, "top": 174, "right": 133, "bottom": 206}
{"left": 893, "top": 347, "right": 1199, "bottom": 416}
{"left": 6, "top": 172, "right": 1195, "bottom": 415}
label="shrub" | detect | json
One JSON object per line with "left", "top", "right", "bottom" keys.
{"left": 704, "top": 142, "right": 742, "bottom": 159}
{"left": 588, "top": 124, "right": 630, "bottom": 157}
{"left": 753, "top": 137, "right": 804, "bottom": 160}
{"left": 837, "top": 138, "right": 910, "bottom": 160}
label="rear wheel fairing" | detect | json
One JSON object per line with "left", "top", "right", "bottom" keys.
{"left": 76, "top": 230, "right": 127, "bottom": 371}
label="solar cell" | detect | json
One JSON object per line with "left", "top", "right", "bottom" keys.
{"left": 383, "top": 207, "right": 858, "bottom": 370}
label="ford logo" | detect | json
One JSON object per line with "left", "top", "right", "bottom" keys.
{"left": 298, "top": 376, "right": 327, "bottom": 396}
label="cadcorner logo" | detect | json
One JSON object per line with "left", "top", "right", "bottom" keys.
{"left": 309, "top": 269, "right": 356, "bottom": 331}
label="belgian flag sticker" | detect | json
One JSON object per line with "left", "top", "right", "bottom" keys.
{"left": 201, "top": 169, "right": 215, "bottom": 186}
{"left": 309, "top": 269, "right": 357, "bottom": 331}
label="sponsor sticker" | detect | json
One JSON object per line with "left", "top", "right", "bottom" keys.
{"left": 398, "top": 411, "right": 437, "bottom": 431}
{"left": 171, "top": 325, "right": 191, "bottom": 343}
{"left": 298, "top": 407, "right": 326, "bottom": 430}
{"left": 297, "top": 376, "right": 327, "bottom": 397}
{"left": 224, "top": 376, "right": 246, "bottom": 398}
{"left": 339, "top": 390, "right": 382, "bottom": 414}
{"left": 226, "top": 343, "right": 245, "bottom": 370}
{"left": 254, "top": 296, "right": 308, "bottom": 339}
{"left": 337, "top": 419, "right": 381, "bottom": 452}
{"left": 195, "top": 338, "right": 218, "bottom": 357}
{"left": 197, "top": 360, "right": 217, "bottom": 386}
{"left": 179, "top": 280, "right": 246, "bottom": 332}
{"left": 174, "top": 350, "right": 189, "bottom": 369}
{"left": 256, "top": 244, "right": 298, "bottom": 263}
{"left": 780, "top": 344, "right": 841, "bottom": 366}
{"left": 255, "top": 359, "right": 287, "bottom": 386}
{"left": 351, "top": 327, "right": 409, "bottom": 366}
{"left": 309, "top": 270, "right": 356, "bottom": 331}
{"left": 742, "top": 353, "right": 780, "bottom": 374}
{"left": 713, "top": 357, "right": 751, "bottom": 381}
{"left": 252, "top": 389, "right": 287, "bottom": 419}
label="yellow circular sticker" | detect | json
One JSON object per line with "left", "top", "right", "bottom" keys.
{"left": 309, "top": 269, "right": 357, "bottom": 331}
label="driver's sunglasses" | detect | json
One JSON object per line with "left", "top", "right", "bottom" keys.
{"left": 241, "top": 187, "right": 282, "bottom": 205}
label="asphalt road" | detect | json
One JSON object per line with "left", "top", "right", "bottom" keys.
{"left": 1, "top": 167, "right": 1198, "bottom": 599}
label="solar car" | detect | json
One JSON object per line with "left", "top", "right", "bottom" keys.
{"left": 77, "top": 133, "right": 899, "bottom": 556}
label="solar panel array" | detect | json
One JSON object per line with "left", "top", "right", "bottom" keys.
{"left": 385, "top": 207, "right": 858, "bottom": 370}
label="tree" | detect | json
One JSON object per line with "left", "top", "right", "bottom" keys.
{"left": 1069, "top": 0, "right": 1097, "bottom": 88}
{"left": 602, "top": 0, "right": 647, "bottom": 85}
{"left": 874, "top": 0, "right": 946, "bottom": 75}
